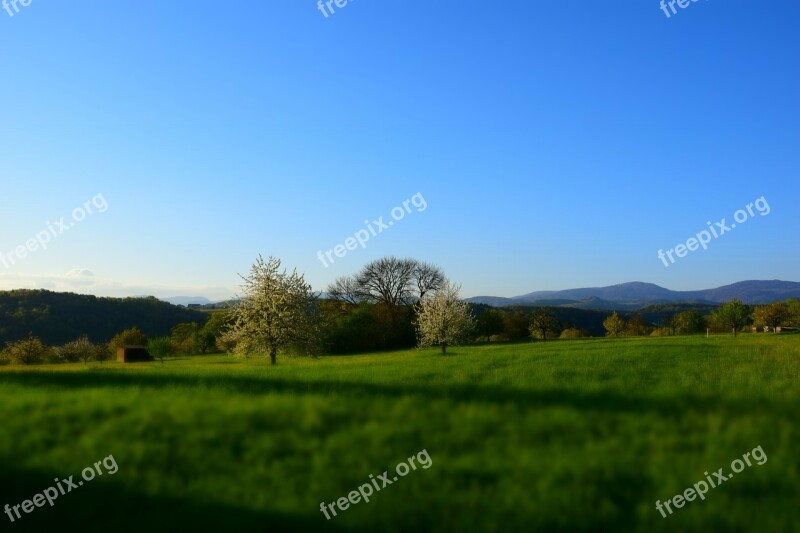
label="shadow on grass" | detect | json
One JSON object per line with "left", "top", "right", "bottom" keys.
{"left": 0, "top": 371, "right": 785, "bottom": 418}
{"left": 0, "top": 463, "right": 359, "bottom": 533}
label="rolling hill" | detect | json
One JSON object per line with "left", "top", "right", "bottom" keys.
{"left": 467, "top": 280, "right": 800, "bottom": 309}
{"left": 0, "top": 290, "right": 209, "bottom": 345}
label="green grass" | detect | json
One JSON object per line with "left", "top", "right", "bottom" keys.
{"left": 0, "top": 335, "right": 797, "bottom": 532}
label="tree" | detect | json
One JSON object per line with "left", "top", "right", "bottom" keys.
{"left": 603, "top": 312, "right": 626, "bottom": 337}
{"left": 326, "top": 276, "right": 363, "bottom": 305}
{"left": 66, "top": 336, "right": 95, "bottom": 364}
{"left": 6, "top": 336, "right": 49, "bottom": 365}
{"left": 711, "top": 299, "right": 752, "bottom": 337}
{"left": 416, "top": 280, "right": 474, "bottom": 354}
{"left": 412, "top": 261, "right": 446, "bottom": 301}
{"left": 171, "top": 322, "right": 200, "bottom": 354}
{"left": 528, "top": 309, "right": 558, "bottom": 341}
{"left": 753, "top": 302, "right": 789, "bottom": 331}
{"left": 475, "top": 308, "right": 504, "bottom": 342}
{"left": 625, "top": 315, "right": 649, "bottom": 337}
{"left": 148, "top": 337, "right": 173, "bottom": 364}
{"left": 198, "top": 312, "right": 229, "bottom": 353}
{"left": 94, "top": 342, "right": 111, "bottom": 364}
{"left": 60, "top": 336, "right": 103, "bottom": 365}
{"left": 503, "top": 312, "right": 530, "bottom": 341}
{"left": 787, "top": 299, "right": 800, "bottom": 327}
{"left": 327, "top": 257, "right": 445, "bottom": 307}
{"left": 59, "top": 336, "right": 89, "bottom": 363}
{"left": 221, "top": 255, "right": 319, "bottom": 364}
{"left": 109, "top": 327, "right": 148, "bottom": 353}
{"left": 673, "top": 310, "right": 706, "bottom": 335}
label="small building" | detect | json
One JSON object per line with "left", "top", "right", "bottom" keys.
{"left": 116, "top": 345, "right": 154, "bottom": 363}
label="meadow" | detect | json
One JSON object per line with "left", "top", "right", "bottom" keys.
{"left": 0, "top": 335, "right": 797, "bottom": 532}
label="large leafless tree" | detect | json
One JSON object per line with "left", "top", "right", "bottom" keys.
{"left": 327, "top": 257, "right": 445, "bottom": 307}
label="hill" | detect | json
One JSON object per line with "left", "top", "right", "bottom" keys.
{"left": 467, "top": 280, "right": 800, "bottom": 309}
{"left": 0, "top": 290, "right": 209, "bottom": 345}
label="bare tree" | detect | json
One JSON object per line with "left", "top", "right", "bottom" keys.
{"left": 413, "top": 261, "right": 446, "bottom": 301}
{"left": 356, "top": 257, "right": 416, "bottom": 306}
{"left": 327, "top": 275, "right": 362, "bottom": 305}
{"left": 327, "top": 257, "right": 445, "bottom": 308}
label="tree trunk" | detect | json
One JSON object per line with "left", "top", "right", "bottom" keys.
{"left": 270, "top": 345, "right": 277, "bottom": 365}
{"left": 441, "top": 342, "right": 447, "bottom": 355}
{"left": 732, "top": 326, "right": 737, "bottom": 337}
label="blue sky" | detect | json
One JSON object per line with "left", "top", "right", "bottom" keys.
{"left": 0, "top": 0, "right": 798, "bottom": 300}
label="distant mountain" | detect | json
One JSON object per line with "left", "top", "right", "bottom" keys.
{"left": 466, "top": 280, "right": 800, "bottom": 309}
{"left": 466, "top": 296, "right": 516, "bottom": 307}
{"left": 162, "top": 296, "right": 213, "bottom": 306}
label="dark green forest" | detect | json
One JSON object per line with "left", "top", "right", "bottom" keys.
{"left": 0, "top": 290, "right": 208, "bottom": 345}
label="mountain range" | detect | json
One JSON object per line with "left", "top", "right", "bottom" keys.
{"left": 465, "top": 280, "right": 800, "bottom": 310}
{"left": 162, "top": 296, "right": 214, "bottom": 306}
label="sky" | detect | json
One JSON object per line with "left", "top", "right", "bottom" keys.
{"left": 0, "top": 0, "right": 798, "bottom": 301}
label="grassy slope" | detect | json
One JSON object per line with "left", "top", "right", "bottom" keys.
{"left": 0, "top": 335, "right": 797, "bottom": 532}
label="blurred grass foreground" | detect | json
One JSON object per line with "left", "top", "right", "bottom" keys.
{"left": 0, "top": 335, "right": 797, "bottom": 532}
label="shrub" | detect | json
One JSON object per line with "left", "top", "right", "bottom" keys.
{"left": 560, "top": 328, "right": 589, "bottom": 339}
{"left": 650, "top": 327, "right": 673, "bottom": 337}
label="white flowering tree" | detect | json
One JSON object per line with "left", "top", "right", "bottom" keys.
{"left": 221, "top": 255, "right": 319, "bottom": 364}
{"left": 416, "top": 280, "right": 474, "bottom": 354}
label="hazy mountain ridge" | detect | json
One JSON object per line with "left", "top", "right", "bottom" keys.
{"left": 467, "top": 280, "right": 800, "bottom": 309}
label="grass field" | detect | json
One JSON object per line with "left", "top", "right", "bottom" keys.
{"left": 0, "top": 335, "right": 797, "bottom": 532}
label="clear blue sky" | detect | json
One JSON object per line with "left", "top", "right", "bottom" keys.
{"left": 1, "top": 1, "right": 798, "bottom": 300}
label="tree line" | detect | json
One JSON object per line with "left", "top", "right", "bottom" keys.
{"left": 601, "top": 299, "right": 800, "bottom": 337}
{"left": 3, "top": 256, "right": 798, "bottom": 366}
{"left": 0, "top": 315, "right": 229, "bottom": 366}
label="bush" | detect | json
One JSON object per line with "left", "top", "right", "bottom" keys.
{"left": 650, "top": 327, "right": 673, "bottom": 337}
{"left": 43, "top": 347, "right": 63, "bottom": 364}
{"left": 559, "top": 328, "right": 589, "bottom": 339}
